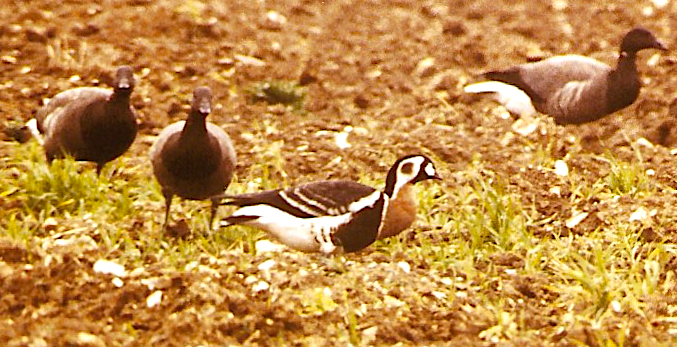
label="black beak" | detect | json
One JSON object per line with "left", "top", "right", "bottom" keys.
{"left": 655, "top": 39, "right": 668, "bottom": 51}
{"left": 199, "top": 101, "right": 211, "bottom": 115}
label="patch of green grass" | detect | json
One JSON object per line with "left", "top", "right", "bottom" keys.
{"left": 246, "top": 80, "right": 306, "bottom": 110}
{"left": 4, "top": 114, "right": 677, "bottom": 347}
{"left": 174, "top": 0, "right": 207, "bottom": 21}
{"left": 1, "top": 141, "right": 105, "bottom": 219}
{"left": 463, "top": 173, "right": 532, "bottom": 253}
{"left": 601, "top": 155, "right": 652, "bottom": 197}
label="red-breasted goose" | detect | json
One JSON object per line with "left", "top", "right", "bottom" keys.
{"left": 30, "top": 66, "right": 138, "bottom": 173}
{"left": 473, "top": 27, "right": 667, "bottom": 125}
{"left": 150, "top": 86, "right": 237, "bottom": 231}
{"left": 219, "top": 155, "right": 441, "bottom": 254}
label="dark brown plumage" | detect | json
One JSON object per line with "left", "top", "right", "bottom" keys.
{"left": 481, "top": 27, "right": 667, "bottom": 124}
{"left": 32, "top": 66, "right": 138, "bottom": 173}
{"left": 150, "top": 86, "right": 237, "bottom": 231}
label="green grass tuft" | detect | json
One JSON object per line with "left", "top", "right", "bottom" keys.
{"left": 246, "top": 80, "right": 306, "bottom": 110}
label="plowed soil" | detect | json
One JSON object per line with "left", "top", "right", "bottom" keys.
{"left": 1, "top": 0, "right": 677, "bottom": 346}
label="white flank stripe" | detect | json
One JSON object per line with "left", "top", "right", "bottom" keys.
{"left": 279, "top": 190, "right": 321, "bottom": 216}
{"left": 293, "top": 189, "right": 330, "bottom": 212}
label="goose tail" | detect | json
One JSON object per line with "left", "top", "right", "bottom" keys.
{"left": 464, "top": 81, "right": 536, "bottom": 117}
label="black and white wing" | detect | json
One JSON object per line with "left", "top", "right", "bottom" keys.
{"left": 221, "top": 180, "right": 376, "bottom": 218}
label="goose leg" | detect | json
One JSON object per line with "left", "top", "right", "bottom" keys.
{"left": 208, "top": 197, "right": 219, "bottom": 232}
{"left": 162, "top": 191, "right": 173, "bottom": 232}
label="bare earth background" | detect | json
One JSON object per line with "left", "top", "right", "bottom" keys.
{"left": 2, "top": 0, "right": 677, "bottom": 346}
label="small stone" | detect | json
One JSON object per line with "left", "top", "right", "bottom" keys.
{"left": 0, "top": 261, "right": 14, "bottom": 277}
{"left": 354, "top": 94, "right": 369, "bottom": 109}
{"left": 431, "top": 291, "right": 446, "bottom": 299}
{"left": 299, "top": 70, "right": 317, "bottom": 85}
{"left": 442, "top": 21, "right": 466, "bottom": 35}
{"left": 651, "top": 0, "right": 669, "bottom": 8}
{"left": 253, "top": 280, "right": 270, "bottom": 292}
{"left": 72, "top": 23, "right": 100, "bottom": 36}
{"left": 565, "top": 211, "right": 588, "bottom": 229}
{"left": 642, "top": 6, "right": 654, "bottom": 16}
{"left": 112, "top": 277, "right": 124, "bottom": 288}
{"left": 25, "top": 27, "right": 48, "bottom": 42}
{"left": 93, "top": 259, "right": 127, "bottom": 277}
{"left": 146, "top": 290, "right": 163, "bottom": 308}
{"left": 414, "top": 57, "right": 436, "bottom": 78}
{"left": 257, "top": 259, "right": 276, "bottom": 271}
{"left": 611, "top": 300, "right": 622, "bottom": 312}
{"left": 511, "top": 117, "right": 539, "bottom": 136}
{"left": 1, "top": 55, "right": 17, "bottom": 64}
{"left": 397, "top": 261, "right": 411, "bottom": 273}
{"left": 334, "top": 129, "right": 351, "bottom": 150}
{"left": 629, "top": 207, "right": 648, "bottom": 222}
{"left": 69, "top": 332, "right": 105, "bottom": 347}
{"left": 42, "top": 217, "right": 58, "bottom": 231}
{"left": 383, "top": 295, "right": 405, "bottom": 308}
{"left": 549, "top": 186, "right": 561, "bottom": 196}
{"left": 217, "top": 57, "right": 234, "bottom": 67}
{"left": 552, "top": 0, "right": 568, "bottom": 11}
{"left": 234, "top": 54, "right": 265, "bottom": 67}
{"left": 362, "top": 326, "right": 378, "bottom": 344}
{"left": 554, "top": 160, "right": 569, "bottom": 177}
{"left": 262, "top": 11, "right": 287, "bottom": 31}
{"left": 635, "top": 137, "right": 655, "bottom": 148}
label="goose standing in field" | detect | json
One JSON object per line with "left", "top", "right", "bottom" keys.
{"left": 219, "top": 155, "right": 441, "bottom": 254}
{"left": 465, "top": 27, "right": 667, "bottom": 124}
{"left": 150, "top": 86, "right": 237, "bottom": 231}
{"left": 27, "top": 65, "right": 138, "bottom": 174}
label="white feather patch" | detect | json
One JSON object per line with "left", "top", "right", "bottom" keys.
{"left": 464, "top": 81, "right": 536, "bottom": 117}
{"left": 227, "top": 204, "right": 352, "bottom": 253}
{"left": 25, "top": 118, "right": 44, "bottom": 145}
{"left": 348, "top": 191, "right": 382, "bottom": 212}
{"left": 393, "top": 156, "right": 425, "bottom": 199}
{"left": 424, "top": 162, "right": 436, "bottom": 177}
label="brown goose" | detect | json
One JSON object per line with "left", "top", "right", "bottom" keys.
{"left": 29, "top": 66, "right": 138, "bottom": 173}
{"left": 150, "top": 86, "right": 237, "bottom": 231}
{"left": 476, "top": 27, "right": 667, "bottom": 125}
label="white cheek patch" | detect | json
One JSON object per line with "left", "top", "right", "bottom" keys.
{"left": 393, "top": 156, "right": 425, "bottom": 199}
{"left": 424, "top": 162, "right": 436, "bottom": 177}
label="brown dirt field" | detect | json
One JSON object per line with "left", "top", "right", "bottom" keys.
{"left": 2, "top": 0, "right": 677, "bottom": 346}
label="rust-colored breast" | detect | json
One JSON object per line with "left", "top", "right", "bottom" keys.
{"left": 378, "top": 184, "right": 418, "bottom": 239}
